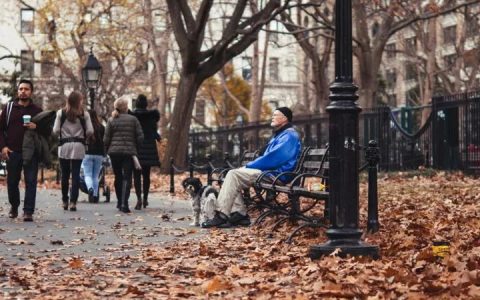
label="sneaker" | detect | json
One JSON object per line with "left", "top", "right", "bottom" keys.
{"left": 201, "top": 211, "right": 231, "bottom": 228}
{"left": 23, "top": 213, "right": 33, "bottom": 222}
{"left": 229, "top": 212, "right": 251, "bottom": 227}
{"left": 8, "top": 207, "right": 18, "bottom": 219}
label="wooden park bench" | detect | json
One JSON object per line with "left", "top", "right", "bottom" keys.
{"left": 253, "top": 146, "right": 330, "bottom": 243}
{"left": 252, "top": 140, "right": 381, "bottom": 243}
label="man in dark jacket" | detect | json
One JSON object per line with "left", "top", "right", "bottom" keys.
{"left": 0, "top": 79, "right": 42, "bottom": 222}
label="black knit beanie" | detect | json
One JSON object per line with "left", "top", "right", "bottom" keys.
{"left": 276, "top": 107, "right": 293, "bottom": 122}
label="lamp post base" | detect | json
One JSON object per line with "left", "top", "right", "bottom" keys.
{"left": 309, "top": 239, "right": 379, "bottom": 259}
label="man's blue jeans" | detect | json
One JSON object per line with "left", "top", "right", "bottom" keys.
{"left": 6, "top": 151, "right": 38, "bottom": 214}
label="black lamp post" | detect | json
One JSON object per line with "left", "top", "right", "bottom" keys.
{"left": 309, "top": 0, "right": 379, "bottom": 259}
{"left": 82, "top": 48, "right": 102, "bottom": 110}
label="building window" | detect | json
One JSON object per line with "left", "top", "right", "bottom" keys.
{"left": 466, "top": 17, "right": 479, "bottom": 38}
{"left": 444, "top": 54, "right": 456, "bottom": 67}
{"left": 21, "top": 50, "right": 34, "bottom": 76}
{"left": 404, "top": 37, "right": 417, "bottom": 53}
{"left": 443, "top": 25, "right": 456, "bottom": 44}
{"left": 270, "top": 21, "right": 279, "bottom": 43}
{"left": 99, "top": 13, "right": 109, "bottom": 28}
{"left": 405, "top": 62, "right": 417, "bottom": 81}
{"left": 405, "top": 86, "right": 420, "bottom": 105}
{"left": 21, "top": 9, "right": 34, "bottom": 34}
{"left": 136, "top": 50, "right": 148, "bottom": 74}
{"left": 386, "top": 69, "right": 397, "bottom": 88}
{"left": 371, "top": 22, "right": 379, "bottom": 37}
{"left": 386, "top": 43, "right": 396, "bottom": 58}
{"left": 241, "top": 56, "right": 252, "bottom": 80}
{"left": 269, "top": 57, "right": 279, "bottom": 82}
{"left": 387, "top": 94, "right": 397, "bottom": 106}
{"left": 41, "top": 51, "right": 54, "bottom": 77}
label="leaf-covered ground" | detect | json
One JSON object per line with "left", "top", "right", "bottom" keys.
{"left": 1, "top": 170, "right": 479, "bottom": 299}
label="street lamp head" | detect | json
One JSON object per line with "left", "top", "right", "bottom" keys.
{"left": 82, "top": 48, "right": 102, "bottom": 89}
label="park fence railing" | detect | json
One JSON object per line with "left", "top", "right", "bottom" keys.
{"left": 188, "top": 90, "right": 480, "bottom": 172}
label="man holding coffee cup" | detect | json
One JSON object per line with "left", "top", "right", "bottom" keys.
{"left": 0, "top": 79, "right": 42, "bottom": 222}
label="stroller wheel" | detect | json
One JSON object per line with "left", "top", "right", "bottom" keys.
{"left": 105, "top": 186, "right": 110, "bottom": 203}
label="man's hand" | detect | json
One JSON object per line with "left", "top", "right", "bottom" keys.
{"left": 1, "top": 147, "right": 12, "bottom": 160}
{"left": 24, "top": 122, "right": 36, "bottom": 129}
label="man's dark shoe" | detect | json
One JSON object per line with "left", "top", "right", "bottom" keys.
{"left": 201, "top": 211, "right": 231, "bottom": 228}
{"left": 69, "top": 202, "right": 77, "bottom": 211}
{"left": 23, "top": 213, "right": 33, "bottom": 222}
{"left": 121, "top": 207, "right": 131, "bottom": 213}
{"left": 229, "top": 212, "right": 251, "bottom": 227}
{"left": 8, "top": 207, "right": 18, "bottom": 219}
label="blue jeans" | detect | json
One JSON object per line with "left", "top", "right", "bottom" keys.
{"left": 81, "top": 155, "right": 103, "bottom": 197}
{"left": 6, "top": 151, "right": 38, "bottom": 214}
{"left": 60, "top": 159, "right": 82, "bottom": 203}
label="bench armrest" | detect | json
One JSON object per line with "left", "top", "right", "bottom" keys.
{"left": 255, "top": 171, "right": 299, "bottom": 188}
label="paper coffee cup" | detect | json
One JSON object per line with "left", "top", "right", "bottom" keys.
{"left": 23, "top": 115, "right": 31, "bottom": 124}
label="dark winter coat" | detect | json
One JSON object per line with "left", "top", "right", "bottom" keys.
{"left": 86, "top": 125, "right": 105, "bottom": 156}
{"left": 104, "top": 113, "right": 144, "bottom": 156}
{"left": 23, "top": 110, "right": 57, "bottom": 167}
{"left": 130, "top": 108, "right": 161, "bottom": 167}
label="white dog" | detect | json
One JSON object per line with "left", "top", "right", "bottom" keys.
{"left": 181, "top": 177, "right": 218, "bottom": 226}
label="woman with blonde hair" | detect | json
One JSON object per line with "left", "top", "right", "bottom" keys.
{"left": 104, "top": 96, "right": 143, "bottom": 213}
{"left": 53, "top": 91, "right": 93, "bottom": 211}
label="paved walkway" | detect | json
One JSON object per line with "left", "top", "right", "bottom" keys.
{"left": 0, "top": 188, "right": 200, "bottom": 265}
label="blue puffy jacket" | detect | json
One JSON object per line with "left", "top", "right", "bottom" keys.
{"left": 246, "top": 125, "right": 301, "bottom": 180}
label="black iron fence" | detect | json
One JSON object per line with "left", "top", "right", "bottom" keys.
{"left": 189, "top": 90, "right": 480, "bottom": 172}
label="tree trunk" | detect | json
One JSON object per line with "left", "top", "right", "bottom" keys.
{"left": 301, "top": 52, "right": 310, "bottom": 111}
{"left": 250, "top": 40, "right": 260, "bottom": 122}
{"left": 162, "top": 73, "right": 199, "bottom": 170}
{"left": 420, "top": 18, "right": 437, "bottom": 124}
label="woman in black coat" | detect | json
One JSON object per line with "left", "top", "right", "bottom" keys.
{"left": 131, "top": 94, "right": 160, "bottom": 210}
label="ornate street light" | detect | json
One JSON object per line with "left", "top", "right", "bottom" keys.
{"left": 309, "top": 0, "right": 379, "bottom": 259}
{"left": 82, "top": 48, "right": 102, "bottom": 109}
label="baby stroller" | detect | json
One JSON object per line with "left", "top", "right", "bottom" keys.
{"left": 79, "top": 156, "right": 111, "bottom": 202}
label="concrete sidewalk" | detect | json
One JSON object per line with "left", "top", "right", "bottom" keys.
{"left": 0, "top": 188, "right": 201, "bottom": 265}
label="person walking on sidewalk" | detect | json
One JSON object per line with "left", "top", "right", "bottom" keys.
{"left": 104, "top": 96, "right": 143, "bottom": 213}
{"left": 53, "top": 91, "right": 93, "bottom": 211}
{"left": 0, "top": 79, "right": 42, "bottom": 222}
{"left": 131, "top": 94, "right": 160, "bottom": 210}
{"left": 81, "top": 110, "right": 105, "bottom": 203}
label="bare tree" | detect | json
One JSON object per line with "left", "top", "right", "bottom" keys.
{"left": 143, "top": 0, "right": 172, "bottom": 135}
{"left": 280, "top": 0, "right": 333, "bottom": 113}
{"left": 353, "top": 0, "right": 480, "bottom": 108}
{"left": 32, "top": 0, "right": 150, "bottom": 115}
{"left": 164, "top": 0, "right": 289, "bottom": 168}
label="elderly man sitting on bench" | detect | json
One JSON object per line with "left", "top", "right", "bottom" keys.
{"left": 202, "top": 107, "right": 302, "bottom": 228}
